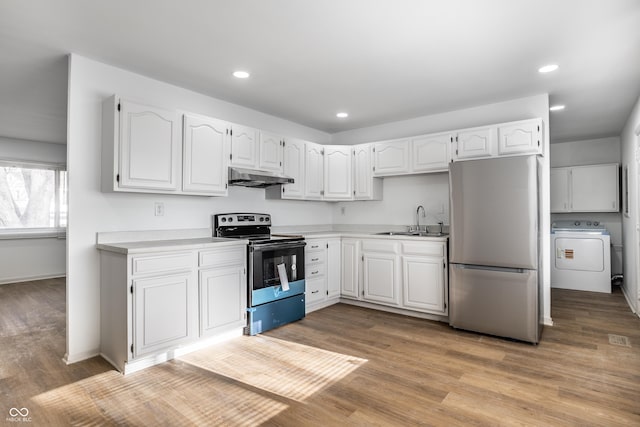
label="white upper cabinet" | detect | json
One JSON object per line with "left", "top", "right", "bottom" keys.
{"left": 411, "top": 132, "right": 452, "bottom": 173}
{"left": 373, "top": 139, "right": 410, "bottom": 176}
{"left": 258, "top": 131, "right": 284, "bottom": 172}
{"left": 550, "top": 167, "right": 571, "bottom": 212}
{"left": 551, "top": 164, "right": 619, "bottom": 213}
{"left": 182, "top": 114, "right": 229, "bottom": 196}
{"left": 353, "top": 143, "right": 383, "bottom": 200}
{"left": 305, "top": 142, "right": 325, "bottom": 200}
{"left": 323, "top": 146, "right": 353, "bottom": 200}
{"left": 281, "top": 138, "right": 305, "bottom": 199}
{"left": 110, "top": 97, "right": 181, "bottom": 191}
{"left": 497, "top": 118, "right": 542, "bottom": 156}
{"left": 454, "top": 125, "right": 496, "bottom": 160}
{"left": 229, "top": 124, "right": 258, "bottom": 168}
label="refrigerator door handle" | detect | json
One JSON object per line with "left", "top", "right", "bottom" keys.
{"left": 452, "top": 264, "right": 526, "bottom": 274}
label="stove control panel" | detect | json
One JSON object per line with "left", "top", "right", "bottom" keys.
{"left": 214, "top": 213, "right": 271, "bottom": 227}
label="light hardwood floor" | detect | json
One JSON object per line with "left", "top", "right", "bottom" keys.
{"left": 1, "top": 278, "right": 639, "bottom": 425}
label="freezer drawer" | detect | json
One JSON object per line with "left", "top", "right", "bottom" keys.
{"left": 449, "top": 264, "right": 539, "bottom": 343}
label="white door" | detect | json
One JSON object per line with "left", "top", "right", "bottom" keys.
{"left": 305, "top": 142, "right": 324, "bottom": 200}
{"left": 341, "top": 239, "right": 360, "bottom": 298}
{"left": 230, "top": 124, "right": 258, "bottom": 168}
{"left": 119, "top": 100, "right": 181, "bottom": 191}
{"left": 199, "top": 266, "right": 246, "bottom": 337}
{"left": 362, "top": 252, "right": 400, "bottom": 306}
{"left": 324, "top": 146, "right": 353, "bottom": 200}
{"left": 282, "top": 138, "right": 305, "bottom": 199}
{"left": 327, "top": 239, "right": 341, "bottom": 298}
{"left": 402, "top": 256, "right": 445, "bottom": 313}
{"left": 550, "top": 167, "right": 571, "bottom": 212}
{"left": 455, "top": 126, "right": 495, "bottom": 160}
{"left": 373, "top": 140, "right": 410, "bottom": 176}
{"left": 411, "top": 133, "right": 452, "bottom": 173}
{"left": 133, "top": 272, "right": 196, "bottom": 357}
{"left": 497, "top": 118, "right": 542, "bottom": 156}
{"left": 182, "top": 114, "right": 229, "bottom": 195}
{"left": 259, "top": 131, "right": 283, "bottom": 172}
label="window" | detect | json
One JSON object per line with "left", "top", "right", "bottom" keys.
{"left": 0, "top": 161, "right": 67, "bottom": 234}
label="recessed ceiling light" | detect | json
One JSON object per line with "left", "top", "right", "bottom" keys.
{"left": 550, "top": 105, "right": 565, "bottom": 111}
{"left": 233, "top": 70, "right": 250, "bottom": 79}
{"left": 336, "top": 112, "right": 349, "bottom": 118}
{"left": 538, "top": 64, "right": 559, "bottom": 73}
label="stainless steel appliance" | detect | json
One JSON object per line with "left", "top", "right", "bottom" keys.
{"left": 449, "top": 155, "right": 541, "bottom": 343}
{"left": 214, "top": 213, "right": 306, "bottom": 335}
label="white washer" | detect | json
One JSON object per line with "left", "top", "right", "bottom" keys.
{"left": 551, "top": 220, "right": 611, "bottom": 293}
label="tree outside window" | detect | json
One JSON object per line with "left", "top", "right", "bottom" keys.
{"left": 0, "top": 162, "right": 67, "bottom": 230}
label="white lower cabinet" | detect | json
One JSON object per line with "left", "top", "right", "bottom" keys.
{"left": 133, "top": 271, "right": 197, "bottom": 358}
{"left": 305, "top": 238, "right": 341, "bottom": 312}
{"left": 339, "top": 237, "right": 448, "bottom": 316}
{"left": 99, "top": 242, "right": 247, "bottom": 374}
{"left": 362, "top": 240, "right": 401, "bottom": 306}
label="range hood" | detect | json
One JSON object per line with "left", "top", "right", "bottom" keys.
{"left": 228, "top": 167, "right": 294, "bottom": 188}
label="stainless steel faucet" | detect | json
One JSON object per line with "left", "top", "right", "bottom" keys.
{"left": 416, "top": 205, "right": 426, "bottom": 232}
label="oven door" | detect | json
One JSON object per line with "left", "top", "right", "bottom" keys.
{"left": 249, "top": 240, "right": 306, "bottom": 306}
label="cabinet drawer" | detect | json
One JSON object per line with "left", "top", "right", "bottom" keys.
{"left": 306, "top": 263, "right": 326, "bottom": 279}
{"left": 199, "top": 246, "right": 246, "bottom": 268}
{"left": 131, "top": 252, "right": 195, "bottom": 276}
{"left": 361, "top": 239, "right": 400, "bottom": 254}
{"left": 305, "top": 250, "right": 327, "bottom": 266}
{"left": 306, "top": 276, "right": 326, "bottom": 304}
{"left": 306, "top": 240, "right": 326, "bottom": 252}
{"left": 402, "top": 242, "right": 445, "bottom": 257}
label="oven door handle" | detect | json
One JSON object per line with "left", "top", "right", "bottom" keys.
{"left": 251, "top": 240, "right": 307, "bottom": 251}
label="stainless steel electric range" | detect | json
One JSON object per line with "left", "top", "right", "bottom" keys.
{"left": 213, "top": 213, "right": 306, "bottom": 335}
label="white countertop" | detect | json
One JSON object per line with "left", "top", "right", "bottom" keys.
{"left": 96, "top": 237, "right": 248, "bottom": 255}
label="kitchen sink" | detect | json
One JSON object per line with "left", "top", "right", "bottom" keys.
{"left": 374, "top": 231, "right": 448, "bottom": 237}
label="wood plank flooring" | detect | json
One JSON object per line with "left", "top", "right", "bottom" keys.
{"left": 1, "top": 278, "right": 639, "bottom": 425}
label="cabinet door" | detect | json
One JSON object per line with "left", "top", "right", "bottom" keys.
{"left": 119, "top": 100, "right": 181, "bottom": 190}
{"left": 571, "top": 164, "right": 619, "bottom": 212}
{"left": 411, "top": 133, "right": 452, "bottom": 172}
{"left": 455, "top": 126, "right": 495, "bottom": 160}
{"left": 363, "top": 252, "right": 400, "bottom": 306}
{"left": 373, "top": 139, "right": 410, "bottom": 176}
{"left": 550, "top": 167, "right": 571, "bottom": 213}
{"left": 182, "top": 114, "right": 229, "bottom": 195}
{"left": 341, "top": 239, "right": 360, "bottom": 298}
{"left": 282, "top": 138, "right": 305, "bottom": 199}
{"left": 498, "top": 119, "right": 542, "bottom": 156}
{"left": 402, "top": 256, "right": 445, "bottom": 314}
{"left": 327, "top": 239, "right": 341, "bottom": 298}
{"left": 133, "top": 272, "right": 196, "bottom": 358}
{"left": 324, "top": 146, "right": 353, "bottom": 200}
{"left": 259, "top": 131, "right": 283, "bottom": 172}
{"left": 230, "top": 124, "right": 258, "bottom": 168}
{"left": 200, "top": 265, "right": 246, "bottom": 337}
{"left": 305, "top": 142, "right": 324, "bottom": 200}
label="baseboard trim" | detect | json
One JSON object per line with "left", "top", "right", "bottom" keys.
{"left": 63, "top": 348, "right": 100, "bottom": 365}
{"left": 339, "top": 298, "right": 448, "bottom": 323}
{"left": 620, "top": 285, "right": 639, "bottom": 317}
{"left": 0, "top": 273, "right": 66, "bottom": 285}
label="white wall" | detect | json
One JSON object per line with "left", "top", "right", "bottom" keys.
{"left": 620, "top": 94, "right": 640, "bottom": 314}
{"left": 549, "top": 137, "right": 623, "bottom": 274}
{"left": 66, "top": 54, "right": 333, "bottom": 362}
{"left": 0, "top": 136, "right": 67, "bottom": 283}
{"left": 331, "top": 94, "right": 553, "bottom": 325}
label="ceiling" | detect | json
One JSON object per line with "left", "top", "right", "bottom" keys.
{"left": 1, "top": 0, "right": 639, "bottom": 145}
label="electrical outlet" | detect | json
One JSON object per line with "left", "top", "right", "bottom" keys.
{"left": 154, "top": 202, "right": 164, "bottom": 216}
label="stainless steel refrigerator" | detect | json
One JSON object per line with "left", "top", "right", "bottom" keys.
{"left": 449, "top": 155, "right": 541, "bottom": 343}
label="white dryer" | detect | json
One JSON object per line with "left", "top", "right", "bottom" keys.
{"left": 551, "top": 220, "right": 611, "bottom": 293}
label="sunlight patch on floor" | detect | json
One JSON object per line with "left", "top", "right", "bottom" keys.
{"left": 179, "top": 335, "right": 368, "bottom": 402}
